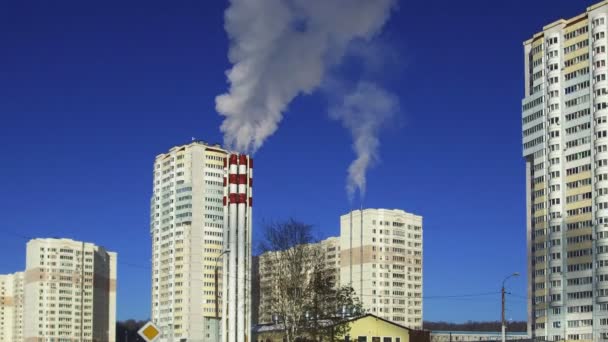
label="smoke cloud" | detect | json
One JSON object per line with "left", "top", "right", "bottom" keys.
{"left": 329, "top": 82, "right": 398, "bottom": 200}
{"left": 216, "top": 0, "right": 397, "bottom": 153}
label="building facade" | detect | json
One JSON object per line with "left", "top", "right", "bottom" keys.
{"left": 150, "top": 141, "right": 252, "bottom": 342}
{"left": 0, "top": 238, "right": 117, "bottom": 342}
{"left": 256, "top": 209, "right": 423, "bottom": 329}
{"left": 429, "top": 331, "right": 529, "bottom": 342}
{"left": 523, "top": 1, "right": 608, "bottom": 340}
{"left": 323, "top": 236, "right": 341, "bottom": 286}
{"left": 340, "top": 209, "right": 423, "bottom": 329}
{"left": 0, "top": 272, "right": 24, "bottom": 342}
{"left": 257, "top": 237, "right": 340, "bottom": 324}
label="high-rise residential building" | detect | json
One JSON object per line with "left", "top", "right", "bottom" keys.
{"left": 150, "top": 141, "right": 252, "bottom": 342}
{"left": 323, "top": 236, "right": 341, "bottom": 285}
{"left": 0, "top": 272, "right": 24, "bottom": 342}
{"left": 255, "top": 209, "right": 423, "bottom": 329}
{"left": 0, "top": 238, "right": 117, "bottom": 342}
{"left": 340, "top": 209, "right": 423, "bottom": 328}
{"left": 257, "top": 236, "right": 340, "bottom": 324}
{"left": 523, "top": 1, "right": 608, "bottom": 340}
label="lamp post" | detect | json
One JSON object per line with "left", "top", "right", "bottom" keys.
{"left": 502, "top": 273, "right": 520, "bottom": 342}
{"left": 216, "top": 249, "right": 230, "bottom": 342}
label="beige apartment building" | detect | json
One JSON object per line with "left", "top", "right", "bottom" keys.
{"left": 0, "top": 272, "right": 24, "bottom": 342}
{"left": 340, "top": 209, "right": 423, "bottom": 329}
{"left": 0, "top": 238, "right": 117, "bottom": 342}
{"left": 150, "top": 141, "right": 253, "bottom": 342}
{"left": 257, "top": 237, "right": 340, "bottom": 324}
{"left": 257, "top": 209, "right": 423, "bottom": 329}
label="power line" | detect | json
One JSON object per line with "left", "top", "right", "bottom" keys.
{"left": 423, "top": 291, "right": 501, "bottom": 299}
{"left": 2, "top": 229, "right": 33, "bottom": 241}
{"left": 507, "top": 293, "right": 527, "bottom": 300}
{"left": 356, "top": 290, "right": 500, "bottom": 300}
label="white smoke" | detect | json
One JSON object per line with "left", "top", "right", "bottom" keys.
{"left": 216, "top": 0, "right": 397, "bottom": 153}
{"left": 329, "top": 82, "right": 398, "bottom": 200}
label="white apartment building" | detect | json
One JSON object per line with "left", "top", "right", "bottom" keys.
{"left": 150, "top": 141, "right": 252, "bottom": 342}
{"left": 340, "top": 209, "right": 423, "bottom": 329}
{"left": 323, "top": 236, "right": 341, "bottom": 285}
{"left": 0, "top": 238, "right": 117, "bottom": 342}
{"left": 256, "top": 209, "right": 423, "bottom": 329}
{"left": 0, "top": 272, "right": 24, "bottom": 342}
{"left": 257, "top": 236, "right": 340, "bottom": 324}
{"left": 523, "top": 1, "right": 608, "bottom": 340}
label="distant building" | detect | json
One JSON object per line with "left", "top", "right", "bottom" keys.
{"left": 430, "top": 331, "right": 529, "bottom": 342}
{"left": 323, "top": 236, "right": 342, "bottom": 285}
{"left": 341, "top": 209, "right": 423, "bottom": 328}
{"left": 0, "top": 272, "right": 24, "bottom": 342}
{"left": 257, "top": 236, "right": 340, "bottom": 324}
{"left": 522, "top": 1, "right": 608, "bottom": 340}
{"left": 256, "top": 209, "right": 423, "bottom": 329}
{"left": 150, "top": 141, "right": 253, "bottom": 342}
{"left": 0, "top": 238, "right": 117, "bottom": 342}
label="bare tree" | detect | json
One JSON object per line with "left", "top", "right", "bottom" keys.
{"left": 258, "top": 219, "right": 363, "bottom": 342}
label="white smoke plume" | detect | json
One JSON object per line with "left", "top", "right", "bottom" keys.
{"left": 329, "top": 82, "right": 399, "bottom": 200}
{"left": 216, "top": 0, "right": 397, "bottom": 153}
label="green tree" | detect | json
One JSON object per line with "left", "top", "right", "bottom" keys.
{"left": 115, "top": 319, "right": 147, "bottom": 342}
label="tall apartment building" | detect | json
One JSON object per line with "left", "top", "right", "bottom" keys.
{"left": 0, "top": 238, "right": 117, "bottom": 342}
{"left": 523, "top": 1, "right": 608, "bottom": 340}
{"left": 0, "top": 272, "right": 24, "bottom": 342}
{"left": 340, "top": 209, "right": 423, "bottom": 329}
{"left": 150, "top": 141, "right": 252, "bottom": 342}
{"left": 323, "top": 236, "right": 341, "bottom": 285}
{"left": 256, "top": 209, "right": 423, "bottom": 329}
{"left": 257, "top": 237, "right": 341, "bottom": 324}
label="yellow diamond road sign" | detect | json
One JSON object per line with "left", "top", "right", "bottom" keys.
{"left": 138, "top": 321, "right": 161, "bottom": 342}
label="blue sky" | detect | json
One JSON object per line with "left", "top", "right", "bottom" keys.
{"left": 0, "top": 0, "right": 598, "bottom": 323}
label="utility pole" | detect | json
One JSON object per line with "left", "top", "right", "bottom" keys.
{"left": 215, "top": 250, "right": 230, "bottom": 342}
{"left": 501, "top": 273, "right": 519, "bottom": 342}
{"left": 501, "top": 285, "right": 505, "bottom": 342}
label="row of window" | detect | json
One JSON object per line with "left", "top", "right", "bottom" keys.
{"left": 564, "top": 53, "right": 589, "bottom": 68}
{"left": 566, "top": 66, "right": 590, "bottom": 81}
{"left": 564, "top": 39, "right": 589, "bottom": 54}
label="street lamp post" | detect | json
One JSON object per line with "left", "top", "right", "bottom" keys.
{"left": 502, "top": 273, "right": 520, "bottom": 342}
{"left": 215, "top": 249, "right": 230, "bottom": 342}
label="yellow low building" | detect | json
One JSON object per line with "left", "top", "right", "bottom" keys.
{"left": 254, "top": 313, "right": 430, "bottom": 342}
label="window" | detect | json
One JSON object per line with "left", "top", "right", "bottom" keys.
{"left": 358, "top": 338, "right": 368, "bottom": 342}
{"left": 383, "top": 338, "right": 392, "bottom": 342}
{"left": 565, "top": 66, "right": 590, "bottom": 81}
{"left": 566, "top": 26, "right": 589, "bottom": 40}
{"left": 565, "top": 53, "right": 589, "bottom": 68}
